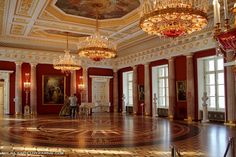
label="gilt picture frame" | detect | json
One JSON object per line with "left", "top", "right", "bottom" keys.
{"left": 138, "top": 85, "right": 144, "bottom": 101}
{"left": 42, "top": 75, "right": 66, "bottom": 105}
{"left": 176, "top": 81, "right": 186, "bottom": 102}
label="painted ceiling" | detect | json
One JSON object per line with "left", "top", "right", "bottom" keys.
{"left": 0, "top": 0, "right": 144, "bottom": 54}
{"left": 55, "top": 0, "right": 140, "bottom": 20}
{"left": 0, "top": 0, "right": 233, "bottom": 57}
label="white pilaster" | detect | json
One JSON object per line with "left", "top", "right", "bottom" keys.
{"left": 132, "top": 65, "right": 138, "bottom": 114}
{"left": 225, "top": 52, "right": 236, "bottom": 125}
{"left": 30, "top": 63, "right": 37, "bottom": 115}
{"left": 186, "top": 55, "right": 195, "bottom": 121}
{"left": 70, "top": 71, "right": 77, "bottom": 95}
{"left": 113, "top": 69, "right": 119, "bottom": 113}
{"left": 15, "top": 62, "right": 22, "bottom": 115}
{"left": 168, "top": 58, "right": 175, "bottom": 118}
{"left": 144, "top": 63, "right": 151, "bottom": 116}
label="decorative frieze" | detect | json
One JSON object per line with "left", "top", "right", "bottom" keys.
{"left": 0, "top": 29, "right": 218, "bottom": 70}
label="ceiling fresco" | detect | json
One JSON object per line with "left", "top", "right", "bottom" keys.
{"left": 55, "top": 0, "right": 140, "bottom": 20}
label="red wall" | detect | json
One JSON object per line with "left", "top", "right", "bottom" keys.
{"left": 76, "top": 69, "right": 83, "bottom": 104}
{"left": 0, "top": 48, "right": 224, "bottom": 117}
{"left": 36, "top": 64, "right": 71, "bottom": 114}
{"left": 21, "top": 63, "right": 30, "bottom": 113}
{"left": 118, "top": 67, "right": 132, "bottom": 112}
{"left": 0, "top": 61, "right": 15, "bottom": 114}
{"left": 137, "top": 65, "right": 144, "bottom": 114}
{"left": 87, "top": 67, "right": 114, "bottom": 111}
{"left": 174, "top": 56, "right": 187, "bottom": 119}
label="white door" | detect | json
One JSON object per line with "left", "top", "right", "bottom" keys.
{"left": 91, "top": 77, "right": 110, "bottom": 112}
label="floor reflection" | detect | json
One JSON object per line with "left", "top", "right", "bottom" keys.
{"left": 0, "top": 113, "right": 235, "bottom": 157}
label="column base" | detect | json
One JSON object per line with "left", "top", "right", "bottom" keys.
{"left": 224, "top": 121, "right": 236, "bottom": 127}
{"left": 201, "top": 119, "right": 209, "bottom": 123}
{"left": 145, "top": 112, "right": 151, "bottom": 116}
{"left": 15, "top": 112, "right": 22, "bottom": 116}
{"left": 184, "top": 117, "right": 192, "bottom": 123}
{"left": 30, "top": 112, "right": 37, "bottom": 115}
{"left": 168, "top": 115, "right": 174, "bottom": 119}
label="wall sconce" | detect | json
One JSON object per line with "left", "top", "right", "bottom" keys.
{"left": 78, "top": 76, "right": 85, "bottom": 91}
{"left": 78, "top": 76, "right": 85, "bottom": 103}
{"left": 23, "top": 82, "right": 31, "bottom": 92}
{"left": 23, "top": 73, "right": 31, "bottom": 106}
{"left": 78, "top": 83, "right": 85, "bottom": 91}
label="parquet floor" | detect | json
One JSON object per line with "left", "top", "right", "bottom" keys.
{"left": 0, "top": 113, "right": 235, "bottom": 157}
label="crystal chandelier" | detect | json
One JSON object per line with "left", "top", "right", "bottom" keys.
{"left": 214, "top": 1, "right": 236, "bottom": 64}
{"left": 140, "top": 0, "right": 209, "bottom": 38}
{"left": 53, "top": 32, "right": 81, "bottom": 74}
{"left": 77, "top": 4, "right": 117, "bottom": 61}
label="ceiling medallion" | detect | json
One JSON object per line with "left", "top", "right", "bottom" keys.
{"left": 77, "top": 3, "right": 117, "bottom": 61}
{"left": 139, "top": 0, "right": 208, "bottom": 38}
{"left": 53, "top": 32, "right": 81, "bottom": 74}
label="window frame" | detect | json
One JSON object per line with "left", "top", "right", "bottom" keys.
{"left": 156, "top": 65, "right": 169, "bottom": 109}
{"left": 202, "top": 57, "right": 225, "bottom": 111}
{"left": 127, "top": 72, "right": 133, "bottom": 106}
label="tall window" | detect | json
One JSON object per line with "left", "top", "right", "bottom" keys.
{"left": 203, "top": 57, "right": 225, "bottom": 111}
{"left": 156, "top": 65, "right": 169, "bottom": 108}
{"left": 127, "top": 72, "right": 133, "bottom": 106}
{"left": 123, "top": 71, "right": 133, "bottom": 106}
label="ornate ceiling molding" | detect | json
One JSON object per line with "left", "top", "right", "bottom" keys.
{"left": 0, "top": 46, "right": 114, "bottom": 69}
{"left": 0, "top": 29, "right": 217, "bottom": 70}
{"left": 115, "top": 30, "right": 216, "bottom": 69}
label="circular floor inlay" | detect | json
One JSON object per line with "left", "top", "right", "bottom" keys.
{"left": 0, "top": 114, "right": 200, "bottom": 148}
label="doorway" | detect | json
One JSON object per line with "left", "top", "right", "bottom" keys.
{"left": 0, "top": 70, "right": 13, "bottom": 115}
{"left": 91, "top": 76, "right": 112, "bottom": 113}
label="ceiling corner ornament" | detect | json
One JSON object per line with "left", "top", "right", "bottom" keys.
{"left": 77, "top": 3, "right": 117, "bottom": 61}
{"left": 214, "top": 1, "right": 236, "bottom": 64}
{"left": 139, "top": 0, "right": 208, "bottom": 38}
{"left": 53, "top": 32, "right": 81, "bottom": 74}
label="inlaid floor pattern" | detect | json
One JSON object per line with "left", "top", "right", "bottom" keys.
{"left": 0, "top": 113, "right": 235, "bottom": 157}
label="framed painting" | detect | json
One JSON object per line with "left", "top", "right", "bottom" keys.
{"left": 42, "top": 75, "right": 66, "bottom": 105}
{"left": 176, "top": 81, "right": 186, "bottom": 102}
{"left": 138, "top": 85, "right": 144, "bottom": 101}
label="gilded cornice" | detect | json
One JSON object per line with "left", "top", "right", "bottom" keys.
{"left": 115, "top": 30, "right": 216, "bottom": 69}
{"left": 0, "top": 46, "right": 114, "bottom": 69}
{"left": 0, "top": 29, "right": 217, "bottom": 70}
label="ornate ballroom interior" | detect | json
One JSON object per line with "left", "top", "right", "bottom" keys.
{"left": 0, "top": 0, "right": 236, "bottom": 156}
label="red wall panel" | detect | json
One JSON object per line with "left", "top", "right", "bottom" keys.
{"left": 174, "top": 56, "right": 187, "bottom": 119}
{"left": 137, "top": 65, "right": 144, "bottom": 114}
{"left": 21, "top": 63, "right": 30, "bottom": 113}
{"left": 36, "top": 64, "right": 70, "bottom": 114}
{"left": 76, "top": 69, "right": 83, "bottom": 104}
{"left": 0, "top": 61, "right": 15, "bottom": 114}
